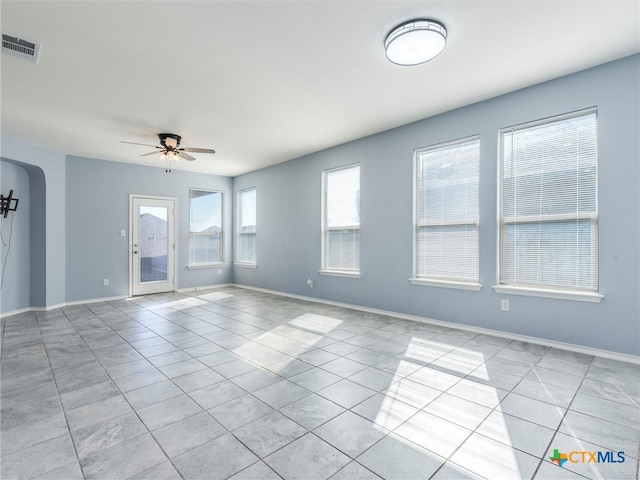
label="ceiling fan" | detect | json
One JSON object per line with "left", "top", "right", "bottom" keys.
{"left": 122, "top": 133, "right": 216, "bottom": 172}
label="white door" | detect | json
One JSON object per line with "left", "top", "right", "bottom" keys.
{"left": 131, "top": 196, "right": 176, "bottom": 296}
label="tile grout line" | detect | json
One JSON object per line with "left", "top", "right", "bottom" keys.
{"left": 103, "top": 291, "right": 327, "bottom": 479}
{"left": 33, "top": 307, "right": 90, "bottom": 480}
{"left": 53, "top": 302, "right": 186, "bottom": 480}
{"left": 528, "top": 352, "right": 596, "bottom": 480}
{"left": 4, "top": 287, "right": 637, "bottom": 480}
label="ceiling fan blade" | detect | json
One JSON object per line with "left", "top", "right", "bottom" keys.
{"left": 180, "top": 147, "right": 216, "bottom": 154}
{"left": 121, "top": 141, "right": 159, "bottom": 148}
{"left": 178, "top": 151, "right": 196, "bottom": 161}
{"left": 140, "top": 150, "right": 162, "bottom": 156}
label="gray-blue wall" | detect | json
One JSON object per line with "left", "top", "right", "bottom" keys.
{"left": 65, "top": 156, "right": 233, "bottom": 302}
{"left": 2, "top": 56, "right": 638, "bottom": 356}
{"left": 233, "top": 55, "right": 640, "bottom": 356}
{"left": 0, "top": 136, "right": 233, "bottom": 312}
{"left": 0, "top": 161, "right": 30, "bottom": 312}
{"left": 1, "top": 137, "right": 66, "bottom": 309}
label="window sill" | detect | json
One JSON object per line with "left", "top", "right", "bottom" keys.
{"left": 235, "top": 263, "right": 257, "bottom": 269}
{"left": 492, "top": 285, "right": 604, "bottom": 303}
{"left": 409, "top": 278, "right": 483, "bottom": 291}
{"left": 318, "top": 269, "right": 361, "bottom": 279}
{"left": 187, "top": 263, "right": 225, "bottom": 270}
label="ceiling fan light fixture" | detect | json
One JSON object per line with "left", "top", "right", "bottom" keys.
{"left": 159, "top": 133, "right": 181, "bottom": 149}
{"left": 385, "top": 19, "right": 447, "bottom": 66}
{"left": 122, "top": 133, "right": 215, "bottom": 173}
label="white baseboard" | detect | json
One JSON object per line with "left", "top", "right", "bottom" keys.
{"left": 59, "top": 295, "right": 130, "bottom": 308}
{"left": 0, "top": 307, "right": 33, "bottom": 318}
{"left": 233, "top": 284, "right": 640, "bottom": 365}
{"left": 0, "top": 286, "right": 232, "bottom": 318}
{"left": 177, "top": 283, "right": 233, "bottom": 293}
{"left": 2, "top": 295, "right": 129, "bottom": 318}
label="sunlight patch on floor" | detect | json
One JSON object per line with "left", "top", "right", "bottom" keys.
{"left": 288, "top": 313, "right": 343, "bottom": 334}
{"left": 444, "top": 346, "right": 486, "bottom": 365}
{"left": 372, "top": 336, "right": 533, "bottom": 479}
{"left": 448, "top": 379, "right": 505, "bottom": 408}
{"left": 391, "top": 411, "right": 471, "bottom": 458}
{"left": 467, "top": 362, "right": 490, "bottom": 381}
{"left": 383, "top": 377, "right": 437, "bottom": 409}
{"left": 404, "top": 338, "right": 452, "bottom": 364}
{"left": 372, "top": 385, "right": 419, "bottom": 431}
{"left": 147, "top": 297, "right": 209, "bottom": 311}
{"left": 264, "top": 325, "right": 321, "bottom": 348}
{"left": 197, "top": 291, "right": 234, "bottom": 302}
{"left": 231, "top": 339, "right": 284, "bottom": 364}
{"left": 233, "top": 313, "right": 343, "bottom": 375}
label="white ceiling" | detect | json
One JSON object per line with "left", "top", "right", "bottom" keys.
{"left": 1, "top": 1, "right": 638, "bottom": 177}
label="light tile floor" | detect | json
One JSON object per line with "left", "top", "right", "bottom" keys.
{"left": 2, "top": 286, "right": 639, "bottom": 480}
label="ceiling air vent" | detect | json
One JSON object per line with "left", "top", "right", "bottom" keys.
{"left": 2, "top": 34, "right": 40, "bottom": 63}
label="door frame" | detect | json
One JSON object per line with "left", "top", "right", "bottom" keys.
{"left": 129, "top": 194, "right": 178, "bottom": 297}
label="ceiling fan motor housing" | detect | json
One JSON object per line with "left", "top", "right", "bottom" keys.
{"left": 159, "top": 133, "right": 181, "bottom": 149}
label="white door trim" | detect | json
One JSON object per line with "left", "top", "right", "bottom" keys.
{"left": 129, "top": 194, "right": 178, "bottom": 296}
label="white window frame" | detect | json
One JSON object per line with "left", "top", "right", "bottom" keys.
{"left": 493, "top": 108, "right": 603, "bottom": 303}
{"left": 410, "top": 135, "right": 482, "bottom": 291}
{"left": 188, "top": 188, "right": 224, "bottom": 268}
{"left": 319, "top": 163, "right": 361, "bottom": 278}
{"left": 236, "top": 187, "right": 257, "bottom": 267}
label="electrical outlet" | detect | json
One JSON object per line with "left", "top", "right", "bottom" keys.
{"left": 306, "top": 279, "right": 314, "bottom": 288}
{"left": 120, "top": 230, "right": 126, "bottom": 237}
{"left": 218, "top": 269, "right": 222, "bottom": 276}
{"left": 501, "top": 299, "right": 509, "bottom": 311}
{"left": 103, "top": 278, "right": 109, "bottom": 286}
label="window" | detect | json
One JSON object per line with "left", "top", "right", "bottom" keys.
{"left": 236, "top": 188, "right": 256, "bottom": 265}
{"left": 321, "top": 164, "right": 360, "bottom": 275}
{"left": 189, "top": 189, "right": 223, "bottom": 266}
{"left": 498, "top": 109, "right": 599, "bottom": 295}
{"left": 412, "top": 136, "right": 480, "bottom": 288}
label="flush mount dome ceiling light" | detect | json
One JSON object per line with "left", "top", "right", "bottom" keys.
{"left": 385, "top": 19, "right": 447, "bottom": 66}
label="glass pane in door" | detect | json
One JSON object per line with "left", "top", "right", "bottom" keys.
{"left": 139, "top": 206, "right": 168, "bottom": 283}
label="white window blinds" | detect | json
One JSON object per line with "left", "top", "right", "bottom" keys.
{"left": 237, "top": 188, "right": 256, "bottom": 264}
{"left": 323, "top": 164, "right": 360, "bottom": 272}
{"left": 415, "top": 136, "right": 480, "bottom": 282}
{"left": 189, "top": 189, "right": 223, "bottom": 265}
{"left": 499, "top": 109, "right": 598, "bottom": 291}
